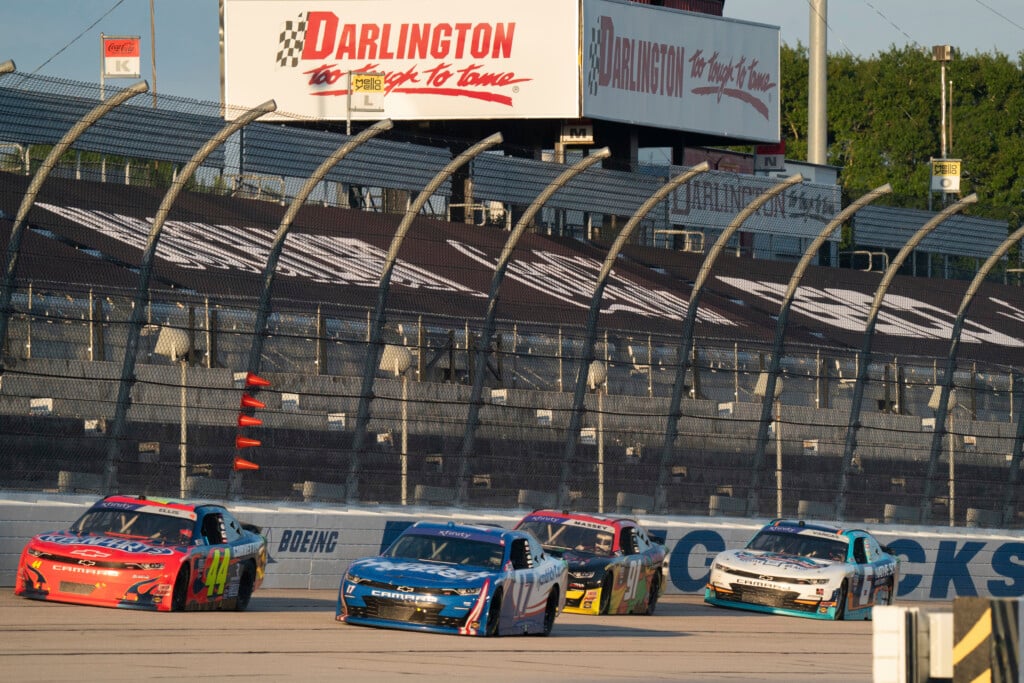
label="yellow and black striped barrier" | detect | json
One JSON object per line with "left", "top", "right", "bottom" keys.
{"left": 953, "top": 597, "right": 1019, "bottom": 683}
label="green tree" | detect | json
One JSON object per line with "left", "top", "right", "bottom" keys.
{"left": 777, "top": 44, "right": 1024, "bottom": 229}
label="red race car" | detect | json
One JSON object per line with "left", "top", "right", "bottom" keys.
{"left": 14, "top": 495, "right": 267, "bottom": 611}
{"left": 515, "top": 509, "right": 666, "bottom": 615}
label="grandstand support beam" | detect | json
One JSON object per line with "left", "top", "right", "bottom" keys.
{"left": 348, "top": 132, "right": 503, "bottom": 505}
{"left": 0, "top": 80, "right": 149, "bottom": 375}
{"left": 656, "top": 174, "right": 804, "bottom": 516}
{"left": 743, "top": 184, "right": 893, "bottom": 518}
{"left": 455, "top": 147, "right": 612, "bottom": 506}
{"left": 918, "top": 225, "right": 1024, "bottom": 525}
{"left": 834, "top": 193, "right": 978, "bottom": 522}
{"left": 556, "top": 162, "right": 710, "bottom": 511}
{"left": 245, "top": 119, "right": 393, "bottom": 377}
{"left": 0, "top": 60, "right": 15, "bottom": 75}
{"left": 104, "top": 99, "right": 277, "bottom": 494}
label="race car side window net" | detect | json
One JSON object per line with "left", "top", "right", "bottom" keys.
{"left": 510, "top": 539, "right": 532, "bottom": 570}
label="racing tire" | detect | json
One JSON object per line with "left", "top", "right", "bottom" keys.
{"left": 644, "top": 573, "right": 661, "bottom": 616}
{"left": 598, "top": 576, "right": 613, "bottom": 615}
{"left": 538, "top": 588, "right": 559, "bottom": 637}
{"left": 235, "top": 562, "right": 256, "bottom": 612}
{"left": 485, "top": 589, "right": 502, "bottom": 637}
{"left": 171, "top": 566, "right": 190, "bottom": 612}
{"left": 883, "top": 577, "right": 896, "bottom": 606}
{"left": 834, "top": 580, "right": 848, "bottom": 621}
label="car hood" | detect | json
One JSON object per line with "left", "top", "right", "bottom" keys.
{"left": 716, "top": 549, "right": 845, "bottom": 576}
{"left": 561, "top": 553, "right": 612, "bottom": 572}
{"left": 347, "top": 557, "right": 497, "bottom": 588}
{"left": 28, "top": 531, "right": 184, "bottom": 559}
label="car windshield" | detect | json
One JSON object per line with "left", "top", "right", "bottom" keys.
{"left": 747, "top": 530, "right": 848, "bottom": 562}
{"left": 70, "top": 509, "right": 193, "bottom": 546}
{"left": 383, "top": 533, "right": 504, "bottom": 569}
{"left": 517, "top": 520, "right": 615, "bottom": 558}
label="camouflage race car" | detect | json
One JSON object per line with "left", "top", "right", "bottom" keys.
{"left": 14, "top": 495, "right": 267, "bottom": 611}
{"left": 515, "top": 509, "right": 666, "bottom": 615}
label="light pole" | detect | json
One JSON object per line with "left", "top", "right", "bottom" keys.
{"left": 587, "top": 360, "right": 608, "bottom": 513}
{"left": 932, "top": 45, "right": 952, "bottom": 159}
{"left": 755, "top": 373, "right": 783, "bottom": 517}
{"left": 380, "top": 344, "right": 412, "bottom": 505}
{"left": 929, "top": 386, "right": 958, "bottom": 526}
{"left": 931, "top": 45, "right": 954, "bottom": 210}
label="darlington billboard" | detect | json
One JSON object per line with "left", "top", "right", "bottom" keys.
{"left": 220, "top": 0, "right": 780, "bottom": 140}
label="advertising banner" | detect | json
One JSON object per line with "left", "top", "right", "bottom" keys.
{"left": 582, "top": 0, "right": 780, "bottom": 141}
{"left": 222, "top": 0, "right": 581, "bottom": 120}
{"left": 101, "top": 35, "right": 141, "bottom": 79}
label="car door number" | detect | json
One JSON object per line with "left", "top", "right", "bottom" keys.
{"left": 204, "top": 548, "right": 231, "bottom": 597}
{"left": 622, "top": 560, "right": 642, "bottom": 602}
{"left": 857, "top": 565, "right": 874, "bottom": 606}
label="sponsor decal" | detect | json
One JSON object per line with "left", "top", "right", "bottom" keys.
{"left": 359, "top": 559, "right": 490, "bottom": 580}
{"left": 589, "top": 15, "right": 685, "bottom": 99}
{"left": 276, "top": 529, "right": 339, "bottom": 554}
{"left": 370, "top": 588, "right": 439, "bottom": 603}
{"left": 234, "top": 541, "right": 264, "bottom": 557}
{"left": 564, "top": 519, "right": 614, "bottom": 531}
{"left": 536, "top": 563, "right": 565, "bottom": 583}
{"left": 70, "top": 548, "right": 113, "bottom": 558}
{"left": 437, "top": 530, "right": 473, "bottom": 539}
{"left": 278, "top": 12, "right": 528, "bottom": 107}
{"left": 53, "top": 565, "right": 119, "bottom": 577}
{"left": 586, "top": 13, "right": 775, "bottom": 119}
{"left": 38, "top": 534, "right": 175, "bottom": 556}
{"left": 733, "top": 551, "right": 822, "bottom": 570}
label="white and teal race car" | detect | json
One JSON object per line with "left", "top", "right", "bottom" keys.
{"left": 704, "top": 519, "right": 899, "bottom": 620}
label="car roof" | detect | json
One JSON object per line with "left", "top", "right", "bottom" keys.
{"left": 764, "top": 518, "right": 868, "bottom": 538}
{"left": 407, "top": 520, "right": 524, "bottom": 544}
{"left": 93, "top": 495, "right": 226, "bottom": 516}
{"left": 521, "top": 509, "right": 634, "bottom": 528}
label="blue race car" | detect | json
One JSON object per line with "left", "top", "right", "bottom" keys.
{"left": 704, "top": 519, "right": 899, "bottom": 620}
{"left": 336, "top": 521, "right": 567, "bottom": 636}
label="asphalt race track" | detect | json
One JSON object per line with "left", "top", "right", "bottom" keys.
{"left": 2, "top": 590, "right": 933, "bottom": 682}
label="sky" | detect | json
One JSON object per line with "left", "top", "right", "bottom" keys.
{"left": 1, "top": 0, "right": 1023, "bottom": 104}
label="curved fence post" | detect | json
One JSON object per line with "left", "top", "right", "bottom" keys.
{"left": 747, "top": 184, "right": 892, "bottom": 514}
{"left": 246, "top": 119, "right": 393, "bottom": 376}
{"left": 104, "top": 100, "right": 277, "bottom": 493}
{"left": 556, "top": 162, "right": 711, "bottom": 510}
{"left": 656, "top": 174, "right": 804, "bottom": 516}
{"left": 0, "top": 80, "right": 150, "bottom": 373}
{"left": 347, "top": 132, "right": 503, "bottom": 504}
{"left": 920, "top": 224, "right": 1024, "bottom": 524}
{"left": 456, "top": 148, "right": 611, "bottom": 504}
{"left": 834, "top": 193, "right": 978, "bottom": 521}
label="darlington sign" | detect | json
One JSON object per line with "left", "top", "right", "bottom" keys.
{"left": 222, "top": 0, "right": 580, "bottom": 120}
{"left": 220, "top": 0, "right": 779, "bottom": 139}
